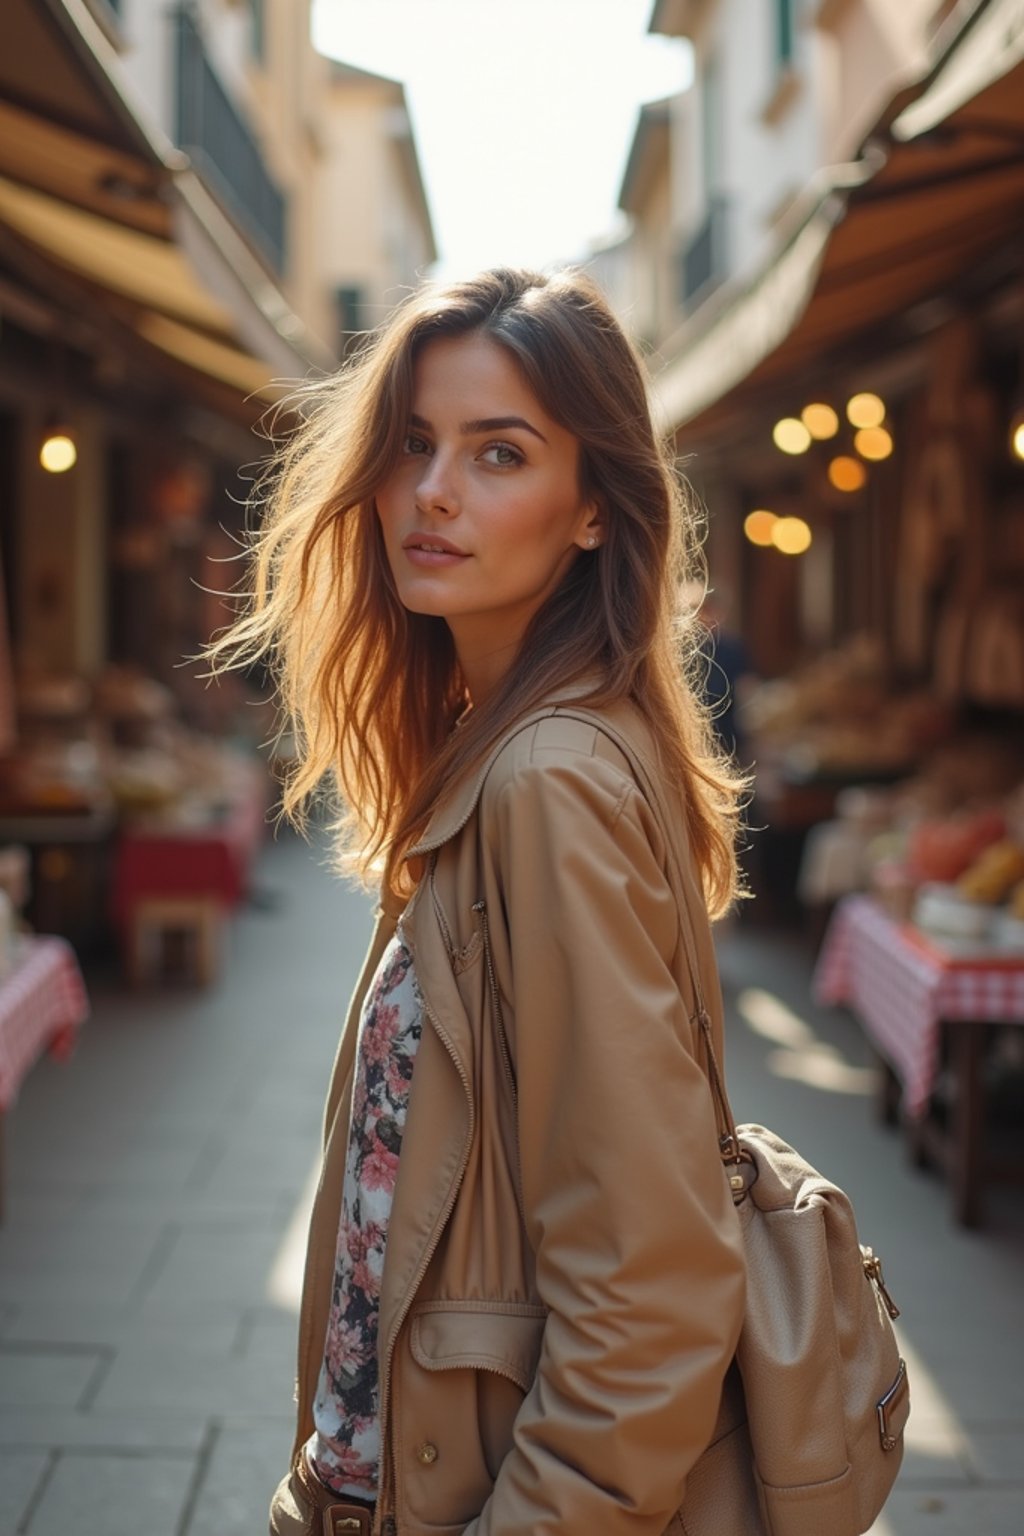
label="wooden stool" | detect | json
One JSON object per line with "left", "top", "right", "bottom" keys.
{"left": 127, "top": 897, "right": 224, "bottom": 987}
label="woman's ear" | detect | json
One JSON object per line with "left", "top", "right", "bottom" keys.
{"left": 575, "top": 503, "right": 604, "bottom": 551}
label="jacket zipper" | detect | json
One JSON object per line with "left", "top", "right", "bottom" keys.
{"left": 428, "top": 854, "right": 456, "bottom": 956}
{"left": 376, "top": 986, "right": 476, "bottom": 1535}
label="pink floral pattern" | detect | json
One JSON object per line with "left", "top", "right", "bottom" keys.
{"left": 307, "top": 935, "right": 422, "bottom": 1498}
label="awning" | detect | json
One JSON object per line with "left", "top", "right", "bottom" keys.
{"left": 0, "top": 172, "right": 286, "bottom": 406}
{"left": 0, "top": 0, "right": 331, "bottom": 411}
{"left": 136, "top": 313, "right": 281, "bottom": 403}
{"left": 0, "top": 175, "right": 233, "bottom": 335}
{"left": 653, "top": 0, "right": 1024, "bottom": 440}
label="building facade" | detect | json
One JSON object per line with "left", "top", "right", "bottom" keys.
{"left": 319, "top": 61, "right": 437, "bottom": 347}
{"left": 606, "top": 0, "right": 1021, "bottom": 684}
{"left": 612, "top": 0, "right": 940, "bottom": 353}
{"left": 0, "top": 0, "right": 435, "bottom": 949}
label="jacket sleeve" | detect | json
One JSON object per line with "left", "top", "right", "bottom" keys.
{"left": 465, "top": 751, "right": 746, "bottom": 1536}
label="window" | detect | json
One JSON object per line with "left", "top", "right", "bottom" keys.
{"left": 776, "top": 0, "right": 795, "bottom": 70}
{"left": 250, "top": 0, "right": 265, "bottom": 63}
{"left": 175, "top": 7, "right": 287, "bottom": 270}
{"left": 701, "top": 56, "right": 720, "bottom": 199}
{"left": 760, "top": 0, "right": 801, "bottom": 123}
{"left": 336, "top": 286, "right": 366, "bottom": 352}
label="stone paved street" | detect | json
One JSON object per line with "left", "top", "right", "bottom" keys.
{"left": 1, "top": 831, "right": 1022, "bottom": 1534}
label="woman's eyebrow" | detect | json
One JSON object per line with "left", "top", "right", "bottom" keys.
{"left": 409, "top": 412, "right": 548, "bottom": 444}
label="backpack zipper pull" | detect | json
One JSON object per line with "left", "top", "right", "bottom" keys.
{"left": 862, "top": 1247, "right": 900, "bottom": 1319}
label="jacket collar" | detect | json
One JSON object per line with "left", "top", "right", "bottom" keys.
{"left": 406, "top": 676, "right": 612, "bottom": 860}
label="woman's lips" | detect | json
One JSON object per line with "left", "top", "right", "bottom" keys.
{"left": 402, "top": 534, "right": 470, "bottom": 567}
{"left": 405, "top": 547, "right": 468, "bottom": 567}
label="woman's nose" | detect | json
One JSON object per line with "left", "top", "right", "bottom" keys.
{"left": 415, "top": 454, "right": 459, "bottom": 516}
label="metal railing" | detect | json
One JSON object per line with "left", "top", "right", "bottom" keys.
{"left": 174, "top": 5, "right": 287, "bottom": 273}
{"left": 680, "top": 197, "right": 729, "bottom": 309}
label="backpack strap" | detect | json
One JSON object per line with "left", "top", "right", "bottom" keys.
{"left": 551, "top": 708, "right": 743, "bottom": 1166}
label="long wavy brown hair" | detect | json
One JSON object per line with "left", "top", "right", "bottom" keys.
{"left": 207, "top": 267, "right": 746, "bottom": 915}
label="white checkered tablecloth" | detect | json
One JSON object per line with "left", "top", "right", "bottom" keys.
{"left": 0, "top": 936, "right": 89, "bottom": 1111}
{"left": 814, "top": 895, "right": 1024, "bottom": 1117}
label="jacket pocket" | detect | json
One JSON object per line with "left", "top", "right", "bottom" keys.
{"left": 394, "top": 1302, "right": 546, "bottom": 1533}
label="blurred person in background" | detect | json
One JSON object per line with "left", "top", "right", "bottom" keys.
{"left": 210, "top": 267, "right": 752, "bottom": 1536}
{"left": 691, "top": 583, "right": 754, "bottom": 767}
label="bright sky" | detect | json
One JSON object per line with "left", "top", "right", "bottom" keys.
{"left": 311, "top": 0, "right": 693, "bottom": 278}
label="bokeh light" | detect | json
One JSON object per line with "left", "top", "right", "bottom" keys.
{"left": 39, "top": 433, "right": 77, "bottom": 473}
{"left": 772, "top": 417, "right": 812, "bottom": 454}
{"left": 771, "top": 516, "right": 813, "bottom": 555}
{"left": 828, "top": 455, "right": 867, "bottom": 492}
{"left": 846, "top": 392, "right": 886, "bottom": 429}
{"left": 801, "top": 403, "right": 839, "bottom": 440}
{"left": 855, "top": 426, "right": 894, "bottom": 461}
{"left": 744, "top": 509, "right": 778, "bottom": 546}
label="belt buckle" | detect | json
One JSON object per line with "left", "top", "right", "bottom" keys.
{"left": 322, "top": 1505, "right": 371, "bottom": 1536}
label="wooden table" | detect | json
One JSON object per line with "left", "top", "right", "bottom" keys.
{"left": 111, "top": 762, "right": 268, "bottom": 984}
{"left": 0, "top": 935, "right": 89, "bottom": 1220}
{"left": 815, "top": 895, "right": 1024, "bottom": 1227}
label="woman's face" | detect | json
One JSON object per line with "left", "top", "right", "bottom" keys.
{"left": 375, "top": 330, "right": 599, "bottom": 689}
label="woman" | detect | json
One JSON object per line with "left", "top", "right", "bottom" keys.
{"left": 213, "top": 268, "right": 753, "bottom": 1536}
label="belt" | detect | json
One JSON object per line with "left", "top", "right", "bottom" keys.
{"left": 295, "top": 1447, "right": 376, "bottom": 1536}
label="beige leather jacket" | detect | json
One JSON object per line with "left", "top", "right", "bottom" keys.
{"left": 288, "top": 699, "right": 747, "bottom": 1536}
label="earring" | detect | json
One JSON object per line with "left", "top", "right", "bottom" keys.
{"left": 587, "top": 535, "right": 598, "bottom": 548}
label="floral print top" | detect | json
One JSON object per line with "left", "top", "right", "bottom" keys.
{"left": 306, "top": 933, "right": 423, "bottom": 1499}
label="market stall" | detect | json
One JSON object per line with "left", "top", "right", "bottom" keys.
{"left": 0, "top": 665, "right": 272, "bottom": 979}
{"left": 0, "top": 933, "right": 88, "bottom": 1220}
{"left": 111, "top": 751, "right": 269, "bottom": 985}
{"left": 816, "top": 894, "right": 1024, "bottom": 1227}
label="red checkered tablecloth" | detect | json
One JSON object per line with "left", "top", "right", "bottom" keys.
{"left": 0, "top": 936, "right": 89, "bottom": 1111}
{"left": 814, "top": 895, "right": 1024, "bottom": 1116}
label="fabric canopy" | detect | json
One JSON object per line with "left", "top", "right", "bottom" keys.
{"left": 136, "top": 313, "right": 280, "bottom": 402}
{"left": 0, "top": 175, "right": 233, "bottom": 335}
{"left": 653, "top": 0, "right": 1024, "bottom": 440}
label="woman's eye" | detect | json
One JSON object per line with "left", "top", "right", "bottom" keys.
{"left": 481, "top": 442, "right": 524, "bottom": 468}
{"left": 403, "top": 432, "right": 430, "bottom": 456}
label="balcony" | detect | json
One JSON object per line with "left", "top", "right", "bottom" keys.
{"left": 174, "top": 6, "right": 287, "bottom": 273}
{"left": 680, "top": 198, "right": 729, "bottom": 309}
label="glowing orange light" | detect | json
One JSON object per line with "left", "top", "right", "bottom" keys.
{"left": 847, "top": 392, "right": 886, "bottom": 429}
{"left": 855, "top": 426, "right": 894, "bottom": 462}
{"left": 771, "top": 516, "right": 813, "bottom": 555}
{"left": 744, "top": 510, "right": 778, "bottom": 546}
{"left": 801, "top": 403, "right": 839, "bottom": 440}
{"left": 828, "top": 456, "right": 867, "bottom": 492}
{"left": 1011, "top": 418, "right": 1024, "bottom": 462}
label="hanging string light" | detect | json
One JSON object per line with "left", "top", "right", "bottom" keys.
{"left": 828, "top": 455, "right": 867, "bottom": 491}
{"left": 771, "top": 516, "right": 813, "bottom": 555}
{"left": 801, "top": 403, "right": 839, "bottom": 439}
{"left": 40, "top": 423, "right": 77, "bottom": 473}
{"left": 772, "top": 417, "right": 812, "bottom": 454}
{"left": 846, "top": 392, "right": 886, "bottom": 429}
{"left": 744, "top": 510, "right": 778, "bottom": 545}
{"left": 854, "top": 426, "right": 894, "bottom": 461}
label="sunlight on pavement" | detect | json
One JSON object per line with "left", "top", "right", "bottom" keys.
{"left": 266, "top": 1154, "right": 322, "bottom": 1311}
{"left": 863, "top": 1327, "right": 967, "bottom": 1535}
{"left": 736, "top": 987, "right": 876, "bottom": 1095}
